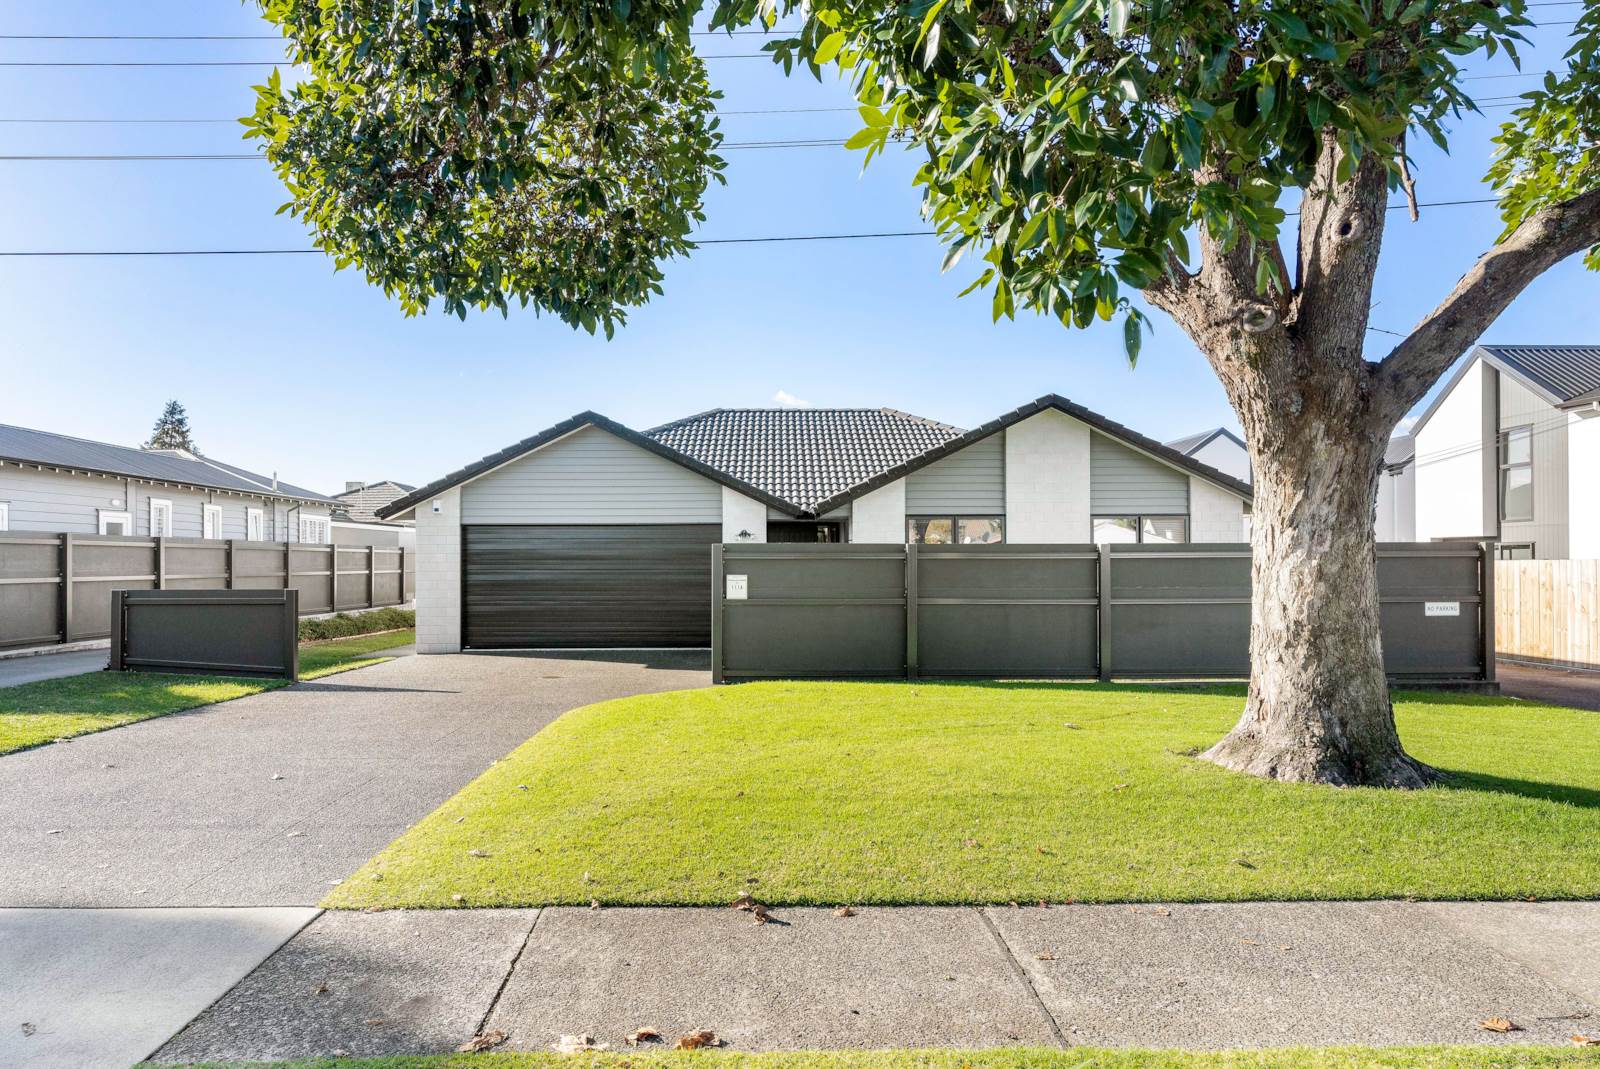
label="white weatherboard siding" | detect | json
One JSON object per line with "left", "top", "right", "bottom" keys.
{"left": 1089, "top": 433, "right": 1189, "bottom": 514}
{"left": 721, "top": 487, "right": 767, "bottom": 543}
{"left": 0, "top": 464, "right": 301, "bottom": 541}
{"left": 1375, "top": 464, "right": 1416, "bottom": 542}
{"left": 1415, "top": 358, "right": 1493, "bottom": 543}
{"left": 414, "top": 486, "right": 462, "bottom": 654}
{"left": 904, "top": 433, "right": 1005, "bottom": 514}
{"left": 1499, "top": 373, "right": 1568, "bottom": 559}
{"left": 850, "top": 479, "right": 906, "bottom": 543}
{"left": 1004, "top": 409, "right": 1091, "bottom": 542}
{"left": 1189, "top": 477, "right": 1245, "bottom": 541}
{"left": 1569, "top": 413, "right": 1600, "bottom": 558}
{"left": 460, "top": 425, "right": 721, "bottom": 524}
{"left": 1190, "top": 435, "right": 1251, "bottom": 483}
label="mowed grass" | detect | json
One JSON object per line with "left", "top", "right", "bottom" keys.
{"left": 0, "top": 630, "right": 413, "bottom": 755}
{"left": 327, "top": 681, "right": 1600, "bottom": 909}
{"left": 144, "top": 1046, "right": 1600, "bottom": 1069}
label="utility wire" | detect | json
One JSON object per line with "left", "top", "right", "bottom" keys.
{"left": 0, "top": 105, "right": 861, "bottom": 124}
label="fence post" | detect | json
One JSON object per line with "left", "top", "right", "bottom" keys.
{"left": 710, "top": 543, "right": 724, "bottom": 685}
{"left": 225, "top": 539, "right": 236, "bottom": 590}
{"left": 904, "top": 542, "right": 919, "bottom": 681}
{"left": 59, "top": 532, "right": 74, "bottom": 644}
{"left": 1481, "top": 541, "right": 1497, "bottom": 684}
{"left": 284, "top": 588, "right": 300, "bottom": 681}
{"left": 398, "top": 546, "right": 407, "bottom": 603}
{"left": 368, "top": 545, "right": 377, "bottom": 609}
{"left": 283, "top": 540, "right": 293, "bottom": 595}
{"left": 328, "top": 545, "right": 338, "bottom": 612}
{"left": 1097, "top": 544, "right": 1113, "bottom": 683}
{"left": 108, "top": 589, "right": 124, "bottom": 670}
{"left": 154, "top": 535, "right": 166, "bottom": 590}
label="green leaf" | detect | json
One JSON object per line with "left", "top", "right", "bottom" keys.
{"left": 843, "top": 127, "right": 882, "bottom": 150}
{"left": 814, "top": 31, "right": 846, "bottom": 65}
{"left": 1123, "top": 310, "right": 1143, "bottom": 367}
{"left": 1016, "top": 209, "right": 1051, "bottom": 251}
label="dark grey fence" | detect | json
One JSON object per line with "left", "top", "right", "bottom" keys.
{"left": 0, "top": 532, "right": 414, "bottom": 650}
{"left": 713, "top": 542, "right": 1495, "bottom": 686}
{"left": 110, "top": 589, "right": 299, "bottom": 679}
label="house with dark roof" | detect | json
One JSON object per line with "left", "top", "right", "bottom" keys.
{"left": 378, "top": 395, "right": 1254, "bottom": 654}
{"left": 1412, "top": 345, "right": 1600, "bottom": 559}
{"left": 0, "top": 423, "right": 339, "bottom": 542}
{"left": 1166, "top": 427, "right": 1251, "bottom": 484}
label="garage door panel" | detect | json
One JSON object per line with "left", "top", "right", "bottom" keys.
{"left": 463, "top": 525, "right": 717, "bottom": 648}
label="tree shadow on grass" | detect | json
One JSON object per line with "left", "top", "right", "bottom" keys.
{"left": 1429, "top": 767, "right": 1600, "bottom": 809}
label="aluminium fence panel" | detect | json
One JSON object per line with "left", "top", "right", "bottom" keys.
{"left": 114, "top": 588, "right": 298, "bottom": 679}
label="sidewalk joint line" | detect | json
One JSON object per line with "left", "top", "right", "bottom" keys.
{"left": 474, "top": 906, "right": 542, "bottom": 1037}
{"left": 975, "top": 906, "right": 1068, "bottom": 1049}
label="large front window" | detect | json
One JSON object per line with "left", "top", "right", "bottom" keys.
{"left": 1092, "top": 515, "right": 1189, "bottom": 544}
{"left": 907, "top": 515, "right": 1004, "bottom": 545}
{"left": 1498, "top": 425, "right": 1533, "bottom": 522}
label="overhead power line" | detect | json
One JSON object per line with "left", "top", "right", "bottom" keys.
{"left": 0, "top": 197, "right": 1508, "bottom": 257}
{"left": 0, "top": 105, "right": 860, "bottom": 125}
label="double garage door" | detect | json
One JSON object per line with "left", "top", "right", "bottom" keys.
{"left": 462, "top": 524, "right": 719, "bottom": 648}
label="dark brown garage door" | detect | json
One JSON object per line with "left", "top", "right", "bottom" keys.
{"left": 462, "top": 524, "right": 719, "bottom": 648}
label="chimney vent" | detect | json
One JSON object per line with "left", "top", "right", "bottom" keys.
{"left": 345, "top": 480, "right": 366, "bottom": 492}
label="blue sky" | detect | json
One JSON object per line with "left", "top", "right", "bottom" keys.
{"left": 2, "top": 3, "right": 1595, "bottom": 494}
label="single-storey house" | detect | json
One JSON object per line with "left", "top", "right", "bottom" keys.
{"left": 332, "top": 479, "right": 417, "bottom": 550}
{"left": 379, "top": 395, "right": 1254, "bottom": 654}
{"left": 0, "top": 422, "right": 339, "bottom": 541}
{"left": 1166, "top": 426, "right": 1251, "bottom": 484}
{"left": 1413, "top": 345, "right": 1600, "bottom": 559}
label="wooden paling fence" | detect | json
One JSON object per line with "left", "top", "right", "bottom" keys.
{"left": 1495, "top": 559, "right": 1600, "bottom": 670}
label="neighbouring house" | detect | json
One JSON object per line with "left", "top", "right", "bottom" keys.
{"left": 1376, "top": 434, "right": 1417, "bottom": 543}
{"left": 331, "top": 479, "right": 417, "bottom": 551}
{"left": 378, "top": 394, "right": 1254, "bottom": 653}
{"left": 1166, "top": 426, "right": 1251, "bottom": 484}
{"left": 0, "top": 423, "right": 339, "bottom": 542}
{"left": 1413, "top": 345, "right": 1600, "bottom": 560}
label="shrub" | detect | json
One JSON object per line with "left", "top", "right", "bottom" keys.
{"left": 299, "top": 607, "right": 414, "bottom": 643}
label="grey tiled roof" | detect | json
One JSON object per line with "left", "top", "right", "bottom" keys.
{"left": 644, "top": 408, "right": 965, "bottom": 513}
{"left": 1479, "top": 345, "right": 1600, "bottom": 404}
{"left": 332, "top": 480, "right": 417, "bottom": 523}
{"left": 0, "top": 423, "right": 337, "bottom": 504}
{"left": 1384, "top": 433, "right": 1415, "bottom": 469}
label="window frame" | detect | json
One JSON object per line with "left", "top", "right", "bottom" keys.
{"left": 299, "top": 514, "right": 330, "bottom": 545}
{"left": 905, "top": 514, "right": 1006, "bottom": 546}
{"left": 1092, "top": 513, "right": 1191, "bottom": 545}
{"left": 98, "top": 509, "right": 133, "bottom": 536}
{"left": 1497, "top": 542, "right": 1536, "bottom": 561}
{"left": 203, "top": 503, "right": 223, "bottom": 541}
{"left": 148, "top": 497, "right": 174, "bottom": 538}
{"left": 0, "top": 501, "right": 8, "bottom": 532}
{"left": 246, "top": 507, "right": 265, "bottom": 542}
{"left": 1497, "top": 424, "right": 1534, "bottom": 523}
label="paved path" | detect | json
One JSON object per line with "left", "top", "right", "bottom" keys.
{"left": 0, "top": 648, "right": 109, "bottom": 687}
{"left": 151, "top": 901, "right": 1600, "bottom": 1062}
{"left": 1, "top": 906, "right": 316, "bottom": 1069}
{"left": 1498, "top": 660, "right": 1600, "bottom": 711}
{"left": 0, "top": 650, "right": 709, "bottom": 907}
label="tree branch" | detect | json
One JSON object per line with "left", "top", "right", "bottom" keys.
{"left": 1375, "top": 185, "right": 1600, "bottom": 416}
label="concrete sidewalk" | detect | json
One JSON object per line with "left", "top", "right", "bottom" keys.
{"left": 151, "top": 901, "right": 1600, "bottom": 1063}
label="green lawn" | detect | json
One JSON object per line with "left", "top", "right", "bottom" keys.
{"left": 327, "top": 681, "right": 1600, "bottom": 909}
{"left": 143, "top": 1046, "right": 1600, "bottom": 1069}
{"left": 0, "top": 630, "right": 414, "bottom": 755}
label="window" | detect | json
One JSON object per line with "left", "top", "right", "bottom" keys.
{"left": 246, "top": 507, "right": 264, "bottom": 542}
{"left": 203, "top": 504, "right": 223, "bottom": 541}
{"left": 1093, "top": 515, "right": 1189, "bottom": 544}
{"left": 1498, "top": 542, "right": 1535, "bottom": 560}
{"left": 299, "top": 515, "right": 330, "bottom": 544}
{"left": 1498, "top": 425, "right": 1533, "bottom": 522}
{"left": 906, "top": 516, "right": 1004, "bottom": 545}
{"left": 98, "top": 510, "right": 132, "bottom": 536}
{"left": 148, "top": 498, "right": 173, "bottom": 537}
{"left": 0, "top": 502, "right": 8, "bottom": 532}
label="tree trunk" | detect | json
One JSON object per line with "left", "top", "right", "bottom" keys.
{"left": 1203, "top": 381, "right": 1440, "bottom": 788}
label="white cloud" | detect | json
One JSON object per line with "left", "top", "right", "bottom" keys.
{"left": 773, "top": 389, "right": 812, "bottom": 409}
{"left": 1394, "top": 415, "right": 1418, "bottom": 435}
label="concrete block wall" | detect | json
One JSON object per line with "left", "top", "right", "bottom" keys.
{"left": 1188, "top": 476, "right": 1246, "bottom": 542}
{"left": 1004, "top": 410, "right": 1091, "bottom": 542}
{"left": 850, "top": 479, "right": 906, "bottom": 543}
{"left": 413, "top": 486, "right": 462, "bottom": 654}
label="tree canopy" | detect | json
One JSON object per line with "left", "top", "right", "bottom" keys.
{"left": 144, "top": 400, "right": 198, "bottom": 453}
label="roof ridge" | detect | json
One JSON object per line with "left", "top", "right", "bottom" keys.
{"left": 641, "top": 407, "right": 727, "bottom": 437}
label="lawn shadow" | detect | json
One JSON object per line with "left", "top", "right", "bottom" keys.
{"left": 915, "top": 678, "right": 1249, "bottom": 699}
{"left": 1431, "top": 767, "right": 1600, "bottom": 809}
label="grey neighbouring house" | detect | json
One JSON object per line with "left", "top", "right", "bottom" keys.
{"left": 378, "top": 394, "right": 1254, "bottom": 654}
{"left": 331, "top": 479, "right": 417, "bottom": 551}
{"left": 0, "top": 423, "right": 340, "bottom": 542}
{"left": 1165, "top": 426, "right": 1251, "bottom": 484}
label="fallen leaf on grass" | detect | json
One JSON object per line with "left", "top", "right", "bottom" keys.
{"left": 1572, "top": 1035, "right": 1600, "bottom": 1047}
{"left": 458, "top": 1028, "right": 510, "bottom": 1052}
{"left": 451, "top": 894, "right": 465, "bottom": 904}
{"left": 1479, "top": 1018, "right": 1521, "bottom": 1033}
{"left": 467, "top": 849, "right": 489, "bottom": 858}
{"left": 626, "top": 1027, "right": 661, "bottom": 1046}
{"left": 1112, "top": 783, "right": 1129, "bottom": 791}
{"left": 730, "top": 891, "right": 758, "bottom": 911}
{"left": 550, "top": 1033, "right": 606, "bottom": 1053}
{"left": 1232, "top": 858, "right": 1256, "bottom": 869}
{"left": 312, "top": 982, "right": 330, "bottom": 995}
{"left": 590, "top": 899, "right": 601, "bottom": 911}
{"left": 674, "top": 1030, "right": 721, "bottom": 1050}
{"left": 750, "top": 903, "right": 772, "bottom": 925}
{"left": 835, "top": 906, "right": 856, "bottom": 918}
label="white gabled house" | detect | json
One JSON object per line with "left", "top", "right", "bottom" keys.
{"left": 379, "top": 394, "right": 1254, "bottom": 654}
{"left": 1412, "top": 345, "right": 1600, "bottom": 559}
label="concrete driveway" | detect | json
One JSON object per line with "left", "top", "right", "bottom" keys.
{"left": 0, "top": 649, "right": 709, "bottom": 907}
